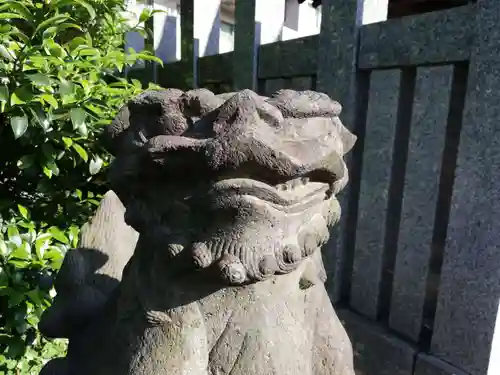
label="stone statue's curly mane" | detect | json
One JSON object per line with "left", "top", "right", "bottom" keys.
{"left": 38, "top": 88, "right": 357, "bottom": 375}
{"left": 104, "top": 88, "right": 355, "bottom": 285}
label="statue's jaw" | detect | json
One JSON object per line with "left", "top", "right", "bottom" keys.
{"left": 209, "top": 177, "right": 332, "bottom": 213}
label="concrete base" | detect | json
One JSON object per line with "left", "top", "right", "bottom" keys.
{"left": 414, "top": 354, "right": 469, "bottom": 375}
{"left": 337, "top": 309, "right": 417, "bottom": 375}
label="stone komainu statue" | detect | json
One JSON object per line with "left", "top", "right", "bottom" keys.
{"left": 39, "top": 88, "right": 357, "bottom": 375}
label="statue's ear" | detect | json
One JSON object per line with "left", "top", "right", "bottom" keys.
{"left": 335, "top": 118, "right": 356, "bottom": 155}
{"left": 102, "top": 104, "right": 130, "bottom": 156}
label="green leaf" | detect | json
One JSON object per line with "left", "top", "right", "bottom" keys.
{"left": 10, "top": 28, "right": 30, "bottom": 44}
{"left": 0, "top": 85, "right": 8, "bottom": 102}
{"left": 59, "top": 78, "right": 75, "bottom": 96}
{"left": 35, "top": 233, "right": 52, "bottom": 261}
{"left": 42, "top": 143, "right": 57, "bottom": 161}
{"left": 43, "top": 23, "right": 82, "bottom": 39}
{"left": 28, "top": 73, "right": 51, "bottom": 86}
{"left": 77, "top": 123, "right": 88, "bottom": 137}
{"left": 46, "top": 161, "right": 60, "bottom": 177}
{"left": 43, "top": 165, "right": 52, "bottom": 178}
{"left": 9, "top": 242, "right": 31, "bottom": 260}
{"left": 17, "top": 155, "right": 35, "bottom": 169}
{"left": 54, "top": 0, "right": 96, "bottom": 19}
{"left": 132, "top": 79, "right": 142, "bottom": 89}
{"left": 8, "top": 292, "right": 25, "bottom": 307}
{"left": 62, "top": 136, "right": 73, "bottom": 148}
{"left": 43, "top": 247, "right": 64, "bottom": 264}
{"left": 0, "top": 44, "right": 15, "bottom": 61}
{"left": 29, "top": 107, "right": 51, "bottom": 131}
{"left": 7, "top": 228, "right": 22, "bottom": 248}
{"left": 68, "top": 37, "right": 88, "bottom": 51}
{"left": 75, "top": 47, "right": 100, "bottom": 57}
{"left": 75, "top": 189, "right": 83, "bottom": 200}
{"left": 10, "top": 115, "right": 28, "bottom": 139}
{"left": 70, "top": 108, "right": 86, "bottom": 130}
{"left": 11, "top": 86, "right": 33, "bottom": 105}
{"left": 26, "top": 288, "right": 43, "bottom": 306}
{"left": 89, "top": 156, "right": 103, "bottom": 175}
{"left": 68, "top": 225, "right": 80, "bottom": 247}
{"left": 17, "top": 205, "right": 29, "bottom": 220}
{"left": 48, "top": 227, "right": 69, "bottom": 244}
{"left": 41, "top": 94, "right": 59, "bottom": 109}
{"left": 136, "top": 53, "right": 164, "bottom": 66}
{"left": 74, "top": 0, "right": 96, "bottom": 19}
{"left": 0, "top": 13, "right": 24, "bottom": 20}
{"left": 139, "top": 8, "right": 152, "bottom": 23}
{"left": 0, "top": 239, "right": 7, "bottom": 257}
{"left": 35, "top": 14, "right": 71, "bottom": 35}
{"left": 0, "top": 2, "right": 33, "bottom": 20}
{"left": 45, "top": 40, "right": 68, "bottom": 58}
{"left": 72, "top": 143, "right": 88, "bottom": 162}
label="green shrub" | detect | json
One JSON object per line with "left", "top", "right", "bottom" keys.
{"left": 0, "top": 0, "right": 161, "bottom": 373}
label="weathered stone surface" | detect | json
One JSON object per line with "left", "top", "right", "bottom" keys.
{"left": 40, "top": 88, "right": 356, "bottom": 375}
{"left": 39, "top": 190, "right": 138, "bottom": 339}
{"left": 338, "top": 309, "right": 416, "bottom": 375}
{"left": 414, "top": 354, "right": 469, "bottom": 375}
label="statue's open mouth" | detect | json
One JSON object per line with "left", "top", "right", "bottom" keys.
{"left": 210, "top": 177, "right": 332, "bottom": 213}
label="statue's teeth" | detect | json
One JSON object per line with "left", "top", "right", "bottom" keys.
{"left": 275, "top": 178, "right": 309, "bottom": 191}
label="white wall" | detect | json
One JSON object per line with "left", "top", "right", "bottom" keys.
{"left": 155, "top": 0, "right": 181, "bottom": 61}
{"left": 194, "top": 0, "right": 221, "bottom": 57}
{"left": 281, "top": 0, "right": 321, "bottom": 41}
{"left": 255, "top": 0, "right": 286, "bottom": 45}
{"left": 219, "top": 19, "right": 235, "bottom": 53}
{"left": 125, "top": 0, "right": 322, "bottom": 61}
{"left": 125, "top": 0, "right": 181, "bottom": 62}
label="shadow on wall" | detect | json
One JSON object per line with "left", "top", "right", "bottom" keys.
{"left": 203, "top": 3, "right": 221, "bottom": 57}
{"left": 156, "top": 2, "right": 221, "bottom": 63}
{"left": 156, "top": 15, "right": 178, "bottom": 63}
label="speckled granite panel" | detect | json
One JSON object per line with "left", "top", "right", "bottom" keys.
{"left": 430, "top": 1, "right": 500, "bottom": 374}
{"left": 232, "top": 0, "right": 257, "bottom": 90}
{"left": 414, "top": 354, "right": 469, "bottom": 375}
{"left": 338, "top": 309, "right": 416, "bottom": 375}
{"left": 264, "top": 78, "right": 287, "bottom": 96}
{"left": 198, "top": 52, "right": 233, "bottom": 84}
{"left": 359, "top": 5, "right": 473, "bottom": 69}
{"left": 258, "top": 36, "right": 318, "bottom": 79}
{"left": 290, "top": 76, "right": 313, "bottom": 91}
{"left": 350, "top": 69, "right": 401, "bottom": 319}
{"left": 157, "top": 61, "right": 193, "bottom": 91}
{"left": 316, "top": 0, "right": 358, "bottom": 305}
{"left": 389, "top": 66, "right": 453, "bottom": 341}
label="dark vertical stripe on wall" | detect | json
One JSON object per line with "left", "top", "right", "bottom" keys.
{"left": 378, "top": 68, "right": 416, "bottom": 322}
{"left": 257, "top": 79, "right": 266, "bottom": 96}
{"left": 311, "top": 75, "right": 318, "bottom": 91}
{"left": 419, "top": 62, "right": 469, "bottom": 350}
{"left": 340, "top": 69, "right": 371, "bottom": 303}
{"left": 388, "top": 65, "right": 454, "bottom": 341}
{"left": 350, "top": 69, "right": 402, "bottom": 319}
